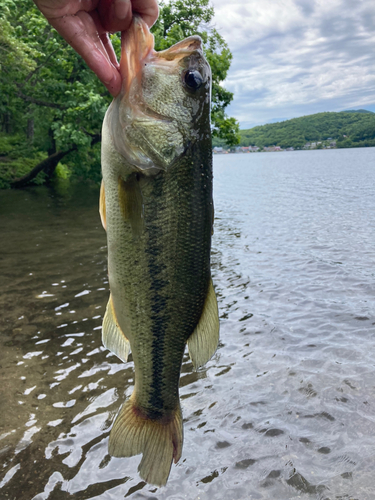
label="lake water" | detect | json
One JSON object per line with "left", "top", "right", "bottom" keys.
{"left": 1, "top": 147, "right": 375, "bottom": 500}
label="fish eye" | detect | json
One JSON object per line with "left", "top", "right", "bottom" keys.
{"left": 184, "top": 70, "right": 203, "bottom": 90}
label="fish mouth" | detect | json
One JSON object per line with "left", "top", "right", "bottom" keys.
{"left": 120, "top": 16, "right": 155, "bottom": 93}
{"left": 119, "top": 16, "right": 203, "bottom": 93}
{"left": 157, "top": 36, "right": 203, "bottom": 61}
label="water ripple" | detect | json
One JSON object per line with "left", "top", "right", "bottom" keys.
{"left": 1, "top": 150, "right": 375, "bottom": 498}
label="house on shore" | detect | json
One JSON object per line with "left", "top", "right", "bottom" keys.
{"left": 264, "top": 145, "right": 283, "bottom": 152}
{"left": 213, "top": 146, "right": 229, "bottom": 154}
{"left": 235, "top": 146, "right": 260, "bottom": 153}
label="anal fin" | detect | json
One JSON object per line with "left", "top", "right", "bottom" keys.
{"left": 187, "top": 278, "right": 219, "bottom": 369}
{"left": 102, "top": 295, "right": 130, "bottom": 363}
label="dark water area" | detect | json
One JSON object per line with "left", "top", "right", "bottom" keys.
{"left": 1, "top": 147, "right": 375, "bottom": 500}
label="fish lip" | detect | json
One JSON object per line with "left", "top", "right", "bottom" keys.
{"left": 120, "top": 18, "right": 203, "bottom": 87}
{"left": 120, "top": 15, "right": 155, "bottom": 91}
{"left": 120, "top": 16, "right": 206, "bottom": 94}
{"left": 157, "top": 36, "right": 203, "bottom": 60}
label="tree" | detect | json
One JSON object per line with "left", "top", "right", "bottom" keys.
{"left": 0, "top": 0, "right": 239, "bottom": 188}
{"left": 0, "top": 0, "right": 109, "bottom": 187}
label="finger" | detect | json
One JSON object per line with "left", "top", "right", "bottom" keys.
{"left": 97, "top": 0, "right": 133, "bottom": 33}
{"left": 97, "top": 0, "right": 158, "bottom": 32}
{"left": 114, "top": 0, "right": 131, "bottom": 21}
{"left": 49, "top": 12, "right": 122, "bottom": 95}
{"left": 131, "top": 0, "right": 159, "bottom": 27}
{"left": 99, "top": 32, "right": 120, "bottom": 69}
{"left": 33, "top": 0, "right": 99, "bottom": 19}
{"left": 90, "top": 10, "right": 120, "bottom": 69}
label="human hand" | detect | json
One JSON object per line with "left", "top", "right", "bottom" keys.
{"left": 33, "top": 0, "right": 159, "bottom": 96}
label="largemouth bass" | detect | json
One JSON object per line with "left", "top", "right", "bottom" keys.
{"left": 99, "top": 16, "right": 219, "bottom": 486}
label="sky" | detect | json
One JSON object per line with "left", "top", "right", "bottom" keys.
{"left": 210, "top": 0, "right": 375, "bottom": 129}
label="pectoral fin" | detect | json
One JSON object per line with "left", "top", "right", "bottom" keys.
{"left": 99, "top": 180, "right": 106, "bottom": 231}
{"left": 102, "top": 295, "right": 131, "bottom": 363}
{"left": 187, "top": 279, "right": 219, "bottom": 369}
{"left": 118, "top": 174, "right": 144, "bottom": 238}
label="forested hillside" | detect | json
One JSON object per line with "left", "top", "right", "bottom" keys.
{"left": 233, "top": 111, "right": 375, "bottom": 150}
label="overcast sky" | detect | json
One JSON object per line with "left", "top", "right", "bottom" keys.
{"left": 210, "top": 0, "right": 375, "bottom": 129}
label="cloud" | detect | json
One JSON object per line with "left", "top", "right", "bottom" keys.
{"left": 211, "top": 0, "right": 375, "bottom": 128}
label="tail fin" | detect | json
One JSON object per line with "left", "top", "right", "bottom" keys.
{"left": 108, "top": 395, "right": 183, "bottom": 486}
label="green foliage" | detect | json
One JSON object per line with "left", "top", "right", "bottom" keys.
{"left": 224, "top": 111, "right": 375, "bottom": 150}
{"left": 0, "top": 0, "right": 238, "bottom": 189}
{"left": 54, "top": 162, "right": 71, "bottom": 180}
{"left": 0, "top": 151, "right": 47, "bottom": 189}
{"left": 152, "top": 0, "right": 214, "bottom": 47}
{"left": 0, "top": 133, "right": 23, "bottom": 155}
{"left": 212, "top": 112, "right": 240, "bottom": 147}
{"left": 66, "top": 142, "right": 102, "bottom": 184}
{"left": 342, "top": 109, "right": 373, "bottom": 114}
{"left": 0, "top": 0, "right": 109, "bottom": 184}
{"left": 337, "top": 119, "right": 375, "bottom": 148}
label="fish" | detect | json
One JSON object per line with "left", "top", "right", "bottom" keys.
{"left": 99, "top": 16, "right": 219, "bottom": 487}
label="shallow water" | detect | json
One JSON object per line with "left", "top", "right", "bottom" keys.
{"left": 1, "top": 147, "right": 375, "bottom": 500}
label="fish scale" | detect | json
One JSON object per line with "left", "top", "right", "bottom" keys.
{"left": 125, "top": 146, "right": 212, "bottom": 412}
{"left": 99, "top": 15, "right": 219, "bottom": 487}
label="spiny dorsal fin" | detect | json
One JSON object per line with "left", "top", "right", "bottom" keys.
{"left": 109, "top": 395, "right": 183, "bottom": 487}
{"left": 99, "top": 180, "right": 107, "bottom": 231}
{"left": 102, "top": 295, "right": 131, "bottom": 363}
{"left": 187, "top": 278, "right": 219, "bottom": 369}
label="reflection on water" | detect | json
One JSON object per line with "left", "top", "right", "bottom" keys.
{"left": 1, "top": 148, "right": 375, "bottom": 499}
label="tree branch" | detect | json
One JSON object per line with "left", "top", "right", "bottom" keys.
{"left": 16, "top": 90, "right": 67, "bottom": 109}
{"left": 81, "top": 127, "right": 97, "bottom": 138}
{"left": 90, "top": 134, "right": 101, "bottom": 146}
{"left": 23, "top": 48, "right": 60, "bottom": 84}
{"left": 11, "top": 148, "right": 76, "bottom": 188}
{"left": 10, "top": 134, "right": 101, "bottom": 188}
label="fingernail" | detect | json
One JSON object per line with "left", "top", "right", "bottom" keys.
{"left": 115, "top": 0, "right": 131, "bottom": 20}
{"left": 103, "top": 70, "right": 121, "bottom": 96}
{"left": 102, "top": 67, "right": 115, "bottom": 85}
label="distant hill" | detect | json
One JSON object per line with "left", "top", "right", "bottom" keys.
{"left": 213, "top": 111, "right": 375, "bottom": 149}
{"left": 341, "top": 109, "right": 374, "bottom": 114}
